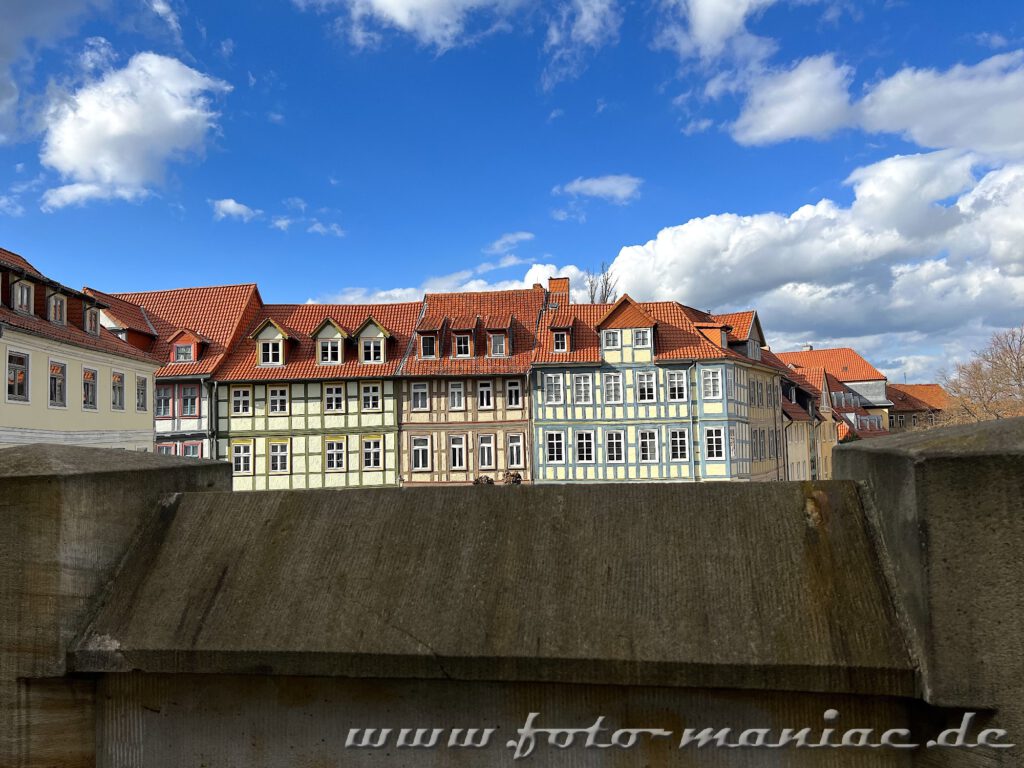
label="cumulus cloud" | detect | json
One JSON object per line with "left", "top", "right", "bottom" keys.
{"left": 484, "top": 230, "right": 534, "bottom": 254}
{"left": 271, "top": 216, "right": 294, "bottom": 231}
{"left": 542, "top": 0, "right": 621, "bottom": 89}
{"left": 210, "top": 198, "right": 261, "bottom": 221}
{"left": 553, "top": 173, "right": 643, "bottom": 204}
{"left": 307, "top": 220, "right": 345, "bottom": 237}
{"left": 0, "top": 195, "right": 25, "bottom": 216}
{"left": 656, "top": 0, "right": 778, "bottom": 66}
{"left": 149, "top": 0, "right": 182, "bottom": 41}
{"left": 39, "top": 53, "right": 230, "bottom": 210}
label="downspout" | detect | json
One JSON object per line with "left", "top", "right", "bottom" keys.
{"left": 209, "top": 379, "right": 219, "bottom": 459}
{"left": 688, "top": 361, "right": 697, "bottom": 481}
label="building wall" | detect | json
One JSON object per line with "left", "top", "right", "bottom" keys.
{"left": 398, "top": 376, "right": 531, "bottom": 484}
{"left": 216, "top": 379, "right": 399, "bottom": 491}
{"left": 786, "top": 421, "right": 813, "bottom": 480}
{"left": 815, "top": 411, "right": 839, "bottom": 479}
{"left": 0, "top": 327, "right": 155, "bottom": 450}
{"left": 746, "top": 367, "right": 785, "bottom": 482}
{"left": 154, "top": 378, "right": 212, "bottom": 458}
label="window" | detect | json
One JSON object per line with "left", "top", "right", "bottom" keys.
{"left": 575, "top": 430, "right": 595, "bottom": 463}
{"left": 768, "top": 429, "right": 775, "bottom": 459}
{"left": 753, "top": 429, "right": 760, "bottom": 460}
{"left": 232, "top": 443, "right": 252, "bottom": 475}
{"left": 82, "top": 368, "right": 97, "bottom": 410}
{"left": 232, "top": 387, "right": 251, "bottom": 415}
{"left": 759, "top": 430, "right": 766, "bottom": 459}
{"left": 156, "top": 385, "right": 172, "bottom": 416}
{"left": 667, "top": 371, "right": 687, "bottom": 401}
{"left": 111, "top": 372, "right": 125, "bottom": 410}
{"left": 705, "top": 427, "right": 724, "bottom": 459}
{"left": 325, "top": 439, "right": 346, "bottom": 471}
{"left": 454, "top": 334, "right": 471, "bottom": 358}
{"left": 638, "top": 430, "right": 658, "bottom": 462}
{"left": 182, "top": 443, "right": 201, "bottom": 459}
{"left": 363, "top": 438, "right": 382, "bottom": 469}
{"left": 86, "top": 309, "right": 100, "bottom": 335}
{"left": 411, "top": 382, "right": 429, "bottom": 411}
{"left": 670, "top": 429, "right": 688, "bottom": 461}
{"left": 897, "top": 414, "right": 906, "bottom": 427}
{"left": 260, "top": 340, "right": 282, "bottom": 366}
{"left": 602, "top": 330, "right": 620, "bottom": 349}
{"left": 634, "top": 329, "right": 651, "bottom": 348}
{"left": 49, "top": 362, "right": 66, "bottom": 407}
{"left": 361, "top": 382, "right": 381, "bottom": 411}
{"left": 319, "top": 339, "right": 341, "bottom": 364}
{"left": 606, "top": 431, "right": 624, "bottom": 463}
{"left": 269, "top": 387, "right": 289, "bottom": 414}
{"left": 478, "top": 434, "right": 495, "bottom": 469}
{"left": 324, "top": 384, "right": 345, "bottom": 413}
{"left": 507, "top": 433, "right": 524, "bottom": 468}
{"left": 477, "top": 379, "right": 493, "bottom": 410}
{"left": 889, "top": 414, "right": 895, "bottom": 428}
{"left": 572, "top": 373, "right": 593, "bottom": 404}
{"left": 449, "top": 435, "right": 466, "bottom": 469}
{"left": 757, "top": 381, "right": 764, "bottom": 407}
{"left": 136, "top": 376, "right": 147, "bottom": 411}
{"left": 174, "top": 344, "right": 194, "bottom": 363}
{"left": 269, "top": 442, "right": 290, "bottom": 473}
{"left": 701, "top": 369, "right": 722, "bottom": 400}
{"left": 553, "top": 331, "right": 568, "bottom": 353}
{"left": 448, "top": 381, "right": 465, "bottom": 411}
{"left": 157, "top": 444, "right": 175, "bottom": 456}
{"left": 506, "top": 379, "right": 522, "bottom": 409}
{"left": 411, "top": 436, "right": 430, "bottom": 471}
{"left": 362, "top": 339, "right": 384, "bottom": 364}
{"left": 49, "top": 295, "right": 65, "bottom": 324}
{"left": 14, "top": 283, "right": 32, "bottom": 313}
{"left": 420, "top": 335, "right": 436, "bottom": 359}
{"left": 636, "top": 371, "right": 656, "bottom": 402}
{"left": 181, "top": 385, "right": 198, "bottom": 417}
{"left": 603, "top": 372, "right": 622, "bottom": 404}
{"left": 748, "top": 381, "right": 755, "bottom": 405}
{"left": 543, "top": 373, "right": 563, "bottom": 405}
{"left": 546, "top": 432, "right": 565, "bottom": 464}
{"left": 490, "top": 333, "right": 506, "bottom": 357}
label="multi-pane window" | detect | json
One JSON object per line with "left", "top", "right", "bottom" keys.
{"left": 111, "top": 372, "right": 125, "bottom": 410}
{"left": 319, "top": 339, "right": 341, "bottom": 364}
{"left": 260, "top": 341, "right": 282, "bottom": 366}
{"left": 638, "top": 429, "right": 658, "bottom": 462}
{"left": 361, "top": 382, "right": 381, "bottom": 411}
{"left": 82, "top": 368, "right": 97, "bottom": 410}
{"left": 705, "top": 427, "right": 724, "bottom": 459}
{"left": 269, "top": 387, "right": 289, "bottom": 414}
{"left": 86, "top": 309, "right": 100, "bottom": 335}
{"left": 636, "top": 371, "right": 656, "bottom": 402}
{"left": 454, "top": 334, "right": 471, "bottom": 357}
{"left": 361, "top": 339, "right": 383, "bottom": 364}
{"left": 448, "top": 381, "right": 465, "bottom": 410}
{"left": 324, "top": 384, "right": 345, "bottom": 413}
{"left": 546, "top": 432, "right": 565, "bottom": 464}
{"left": 606, "top": 430, "right": 624, "bottom": 463}
{"left": 748, "top": 381, "right": 756, "bottom": 405}
{"left": 181, "top": 385, "right": 198, "bottom": 417}
{"left": 633, "top": 329, "right": 651, "bottom": 348}
{"left": 477, "top": 380, "right": 493, "bottom": 409}
{"left": 575, "top": 430, "right": 594, "bottom": 463}
{"left": 543, "top": 373, "right": 563, "bottom": 405}
{"left": 136, "top": 376, "right": 147, "bottom": 411}
{"left": 7, "top": 352, "right": 29, "bottom": 402}
{"left": 420, "top": 335, "right": 436, "bottom": 358}
{"left": 49, "top": 295, "right": 65, "bottom": 324}
{"left": 49, "top": 362, "right": 66, "bottom": 407}
{"left": 325, "top": 439, "right": 346, "bottom": 471}
{"left": 478, "top": 434, "right": 495, "bottom": 469}
{"left": 232, "top": 387, "right": 251, "bottom": 415}
{"left": 603, "top": 372, "right": 622, "bottom": 404}
{"left": 753, "top": 428, "right": 761, "bottom": 461}
{"left": 14, "top": 283, "right": 31, "bottom": 313}
{"left": 363, "top": 438, "right": 382, "bottom": 469}
{"left": 269, "top": 442, "right": 289, "bottom": 473}
{"left": 757, "top": 381, "right": 764, "bottom": 407}
{"left": 232, "top": 443, "right": 252, "bottom": 474}
{"left": 667, "top": 371, "right": 687, "bottom": 401}
{"left": 572, "top": 373, "right": 593, "bottom": 404}
{"left": 507, "top": 433, "right": 524, "bottom": 468}
{"left": 506, "top": 379, "right": 522, "bottom": 408}
{"left": 490, "top": 333, "right": 506, "bottom": 357}
{"left": 411, "top": 382, "right": 429, "bottom": 411}
{"left": 449, "top": 435, "right": 466, "bottom": 469}
{"left": 155, "top": 385, "right": 172, "bottom": 416}
{"left": 759, "top": 430, "right": 766, "bottom": 460}
{"left": 174, "top": 344, "right": 193, "bottom": 362}
{"left": 702, "top": 369, "right": 722, "bottom": 400}
{"left": 157, "top": 445, "right": 175, "bottom": 456}
{"left": 669, "top": 429, "right": 688, "bottom": 461}
{"left": 602, "top": 330, "right": 620, "bottom": 349}
{"left": 411, "top": 436, "right": 430, "bottom": 471}
{"left": 553, "top": 331, "right": 568, "bottom": 353}
{"left": 182, "top": 443, "right": 201, "bottom": 459}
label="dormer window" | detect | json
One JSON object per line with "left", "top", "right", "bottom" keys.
{"left": 454, "top": 334, "right": 471, "bottom": 358}
{"left": 14, "top": 282, "right": 32, "bottom": 314}
{"left": 174, "top": 343, "right": 194, "bottom": 363}
{"left": 49, "top": 295, "right": 66, "bottom": 324}
{"left": 362, "top": 339, "right": 384, "bottom": 364}
{"left": 319, "top": 339, "right": 342, "bottom": 364}
{"left": 489, "top": 333, "right": 506, "bottom": 357}
{"left": 86, "top": 308, "right": 100, "bottom": 335}
{"left": 260, "top": 340, "right": 282, "bottom": 366}
{"left": 602, "top": 330, "right": 620, "bottom": 349}
{"left": 421, "top": 335, "right": 436, "bottom": 359}
{"left": 634, "top": 329, "right": 651, "bottom": 348}
{"left": 553, "top": 331, "right": 568, "bottom": 353}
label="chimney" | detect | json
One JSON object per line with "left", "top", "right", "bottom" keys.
{"left": 547, "top": 277, "right": 570, "bottom": 308}
{"left": 802, "top": 343, "right": 814, "bottom": 351}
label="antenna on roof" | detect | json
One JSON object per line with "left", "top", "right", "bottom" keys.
{"left": 802, "top": 343, "right": 813, "bottom": 351}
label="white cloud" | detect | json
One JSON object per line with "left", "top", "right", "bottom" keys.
{"left": 973, "top": 32, "right": 1008, "bottom": 50}
{"left": 79, "top": 36, "right": 116, "bottom": 72}
{"left": 0, "top": 195, "right": 25, "bottom": 216}
{"left": 682, "top": 117, "right": 712, "bottom": 135}
{"left": 271, "top": 216, "right": 294, "bottom": 231}
{"left": 39, "top": 53, "right": 230, "bottom": 210}
{"left": 267, "top": 111, "right": 285, "bottom": 124}
{"left": 553, "top": 173, "right": 643, "bottom": 204}
{"left": 210, "top": 198, "right": 261, "bottom": 222}
{"left": 149, "top": 0, "right": 182, "bottom": 41}
{"left": 307, "top": 220, "right": 345, "bottom": 237}
{"left": 283, "top": 196, "right": 307, "bottom": 212}
{"left": 219, "top": 38, "right": 235, "bottom": 58}
{"left": 484, "top": 230, "right": 534, "bottom": 254}
{"left": 656, "top": 0, "right": 779, "bottom": 65}
{"left": 542, "top": 0, "right": 621, "bottom": 89}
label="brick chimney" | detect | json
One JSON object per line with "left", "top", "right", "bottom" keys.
{"left": 548, "top": 277, "right": 570, "bottom": 307}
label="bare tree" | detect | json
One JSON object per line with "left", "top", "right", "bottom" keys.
{"left": 941, "top": 323, "right": 1024, "bottom": 423}
{"left": 584, "top": 261, "right": 619, "bottom": 304}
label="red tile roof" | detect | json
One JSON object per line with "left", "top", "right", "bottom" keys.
{"left": 216, "top": 302, "right": 422, "bottom": 381}
{"left": 778, "top": 347, "right": 886, "bottom": 382}
{"left": 596, "top": 294, "right": 656, "bottom": 329}
{"left": 402, "top": 287, "right": 546, "bottom": 377}
{"left": 781, "top": 397, "right": 812, "bottom": 422}
{"left": 0, "top": 247, "right": 43, "bottom": 278}
{"left": 84, "top": 286, "right": 157, "bottom": 338}
{"left": 888, "top": 383, "right": 949, "bottom": 411}
{"left": 0, "top": 304, "right": 158, "bottom": 365}
{"left": 715, "top": 310, "right": 756, "bottom": 342}
{"left": 108, "top": 284, "right": 263, "bottom": 377}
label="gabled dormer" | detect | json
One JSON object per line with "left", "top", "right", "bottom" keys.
{"left": 353, "top": 316, "right": 392, "bottom": 365}
{"left": 484, "top": 315, "right": 512, "bottom": 358}
{"left": 415, "top": 315, "right": 444, "bottom": 359}
{"left": 84, "top": 304, "right": 101, "bottom": 336}
{"left": 10, "top": 277, "right": 34, "bottom": 315}
{"left": 548, "top": 314, "right": 573, "bottom": 354}
{"left": 312, "top": 317, "right": 348, "bottom": 365}
{"left": 250, "top": 318, "right": 290, "bottom": 367}
{"left": 595, "top": 294, "right": 656, "bottom": 354}
{"left": 448, "top": 316, "right": 477, "bottom": 359}
{"left": 47, "top": 290, "right": 67, "bottom": 325}
{"left": 167, "top": 328, "right": 210, "bottom": 365}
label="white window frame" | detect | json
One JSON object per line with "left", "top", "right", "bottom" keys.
{"left": 181, "top": 443, "right": 201, "bottom": 459}
{"left": 82, "top": 368, "right": 98, "bottom": 411}
{"left": 361, "top": 381, "right": 382, "bottom": 412}
{"left": 232, "top": 442, "right": 253, "bottom": 475}
{"left": 489, "top": 333, "right": 506, "bottom": 357}
{"left": 361, "top": 338, "right": 384, "bottom": 364}
{"left": 638, "top": 429, "right": 658, "bottom": 463}
{"left": 181, "top": 384, "right": 199, "bottom": 417}
{"left": 135, "top": 375, "right": 148, "bottom": 412}
{"left": 157, "top": 444, "right": 176, "bottom": 456}
{"left": 606, "top": 430, "right": 625, "bottom": 464}
{"left": 633, "top": 328, "right": 651, "bottom": 348}
{"left": 259, "top": 340, "right": 282, "bottom": 366}
{"left": 363, "top": 437, "right": 383, "bottom": 469}
{"left": 572, "top": 373, "right": 593, "bottom": 405}
{"left": 702, "top": 368, "right": 722, "bottom": 400}
{"left": 174, "top": 343, "right": 194, "bottom": 363}
{"left": 411, "top": 436, "right": 431, "bottom": 472}
{"left": 48, "top": 359, "right": 67, "bottom": 408}
{"left": 507, "top": 433, "right": 525, "bottom": 469}
{"left": 478, "top": 434, "right": 496, "bottom": 469}
{"left": 553, "top": 331, "right": 568, "bottom": 353}
{"left": 49, "top": 294, "right": 66, "bottom": 324}
{"left": 667, "top": 370, "right": 687, "bottom": 402}
{"left": 669, "top": 428, "right": 688, "bottom": 462}
{"left": 232, "top": 387, "right": 252, "bottom": 415}
{"left": 603, "top": 372, "right": 622, "bottom": 404}
{"left": 636, "top": 371, "right": 656, "bottom": 403}
{"left": 268, "top": 386, "right": 289, "bottom": 414}
{"left": 269, "top": 441, "right": 290, "bottom": 474}
{"left": 602, "top": 330, "right": 620, "bottom": 350}
{"left": 86, "top": 308, "right": 100, "bottom": 336}
{"left": 705, "top": 427, "right": 725, "bottom": 460}
{"left": 420, "top": 334, "right": 437, "bottom": 359}
{"left": 411, "top": 381, "right": 429, "bottom": 411}
{"left": 324, "top": 384, "right": 346, "bottom": 413}
{"left": 477, "top": 379, "right": 494, "bottom": 410}
{"left": 325, "top": 439, "right": 346, "bottom": 472}
{"left": 505, "top": 379, "right": 522, "bottom": 409}
{"left": 545, "top": 432, "right": 565, "bottom": 464}
{"left": 14, "top": 282, "right": 32, "bottom": 314}
{"left": 449, "top": 435, "right": 466, "bottom": 470}
{"left": 575, "top": 430, "right": 595, "bottom": 464}
{"left": 448, "top": 381, "right": 465, "bottom": 411}
{"left": 319, "top": 339, "right": 342, "bottom": 365}
{"left": 453, "top": 334, "right": 471, "bottom": 358}
{"left": 111, "top": 371, "right": 125, "bottom": 411}
{"left": 155, "top": 385, "right": 173, "bottom": 418}
{"left": 543, "top": 373, "right": 563, "bottom": 405}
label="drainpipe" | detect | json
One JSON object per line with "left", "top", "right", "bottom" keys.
{"left": 209, "top": 379, "right": 218, "bottom": 459}
{"left": 687, "top": 362, "right": 697, "bottom": 481}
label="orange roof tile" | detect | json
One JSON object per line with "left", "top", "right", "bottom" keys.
{"left": 888, "top": 383, "right": 949, "bottom": 411}
{"left": 596, "top": 294, "right": 656, "bottom": 329}
{"left": 0, "top": 305, "right": 157, "bottom": 365}
{"left": 714, "top": 311, "right": 755, "bottom": 340}
{"left": 777, "top": 347, "right": 886, "bottom": 382}
{"left": 0, "top": 247, "right": 44, "bottom": 278}
{"left": 782, "top": 397, "right": 812, "bottom": 422}
{"left": 84, "top": 287, "right": 157, "bottom": 337}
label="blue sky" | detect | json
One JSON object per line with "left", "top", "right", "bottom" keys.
{"left": 1, "top": 0, "right": 1023, "bottom": 381}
